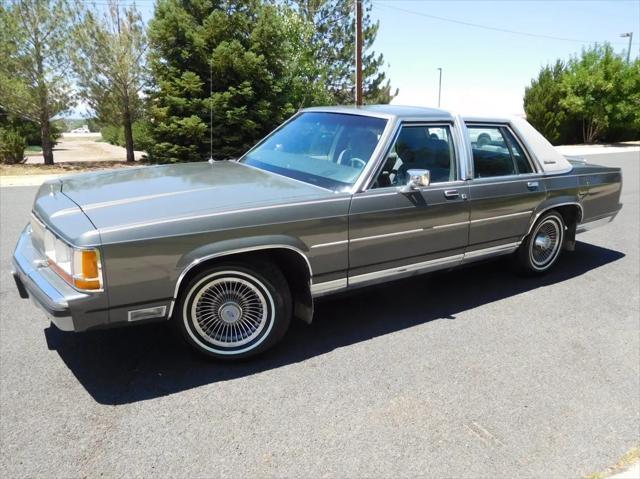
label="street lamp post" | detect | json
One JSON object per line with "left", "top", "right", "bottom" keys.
{"left": 437, "top": 67, "right": 442, "bottom": 108}
{"left": 620, "top": 32, "right": 633, "bottom": 63}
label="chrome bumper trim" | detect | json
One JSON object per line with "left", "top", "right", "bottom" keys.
{"left": 12, "top": 226, "right": 86, "bottom": 331}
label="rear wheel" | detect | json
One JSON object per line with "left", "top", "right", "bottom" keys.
{"left": 516, "top": 211, "right": 565, "bottom": 274}
{"left": 175, "top": 262, "right": 292, "bottom": 359}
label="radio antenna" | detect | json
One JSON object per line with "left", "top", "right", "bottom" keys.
{"left": 208, "top": 59, "right": 214, "bottom": 164}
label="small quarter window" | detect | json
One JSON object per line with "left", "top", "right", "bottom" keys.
{"left": 468, "top": 125, "right": 533, "bottom": 177}
{"left": 372, "top": 125, "right": 456, "bottom": 188}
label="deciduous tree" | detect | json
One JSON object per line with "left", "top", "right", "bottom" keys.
{"left": 0, "top": 0, "right": 74, "bottom": 164}
{"left": 72, "top": 0, "right": 147, "bottom": 162}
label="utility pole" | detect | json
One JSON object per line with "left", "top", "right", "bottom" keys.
{"left": 355, "top": 0, "right": 363, "bottom": 106}
{"left": 620, "top": 32, "right": 633, "bottom": 63}
{"left": 437, "top": 67, "right": 442, "bottom": 108}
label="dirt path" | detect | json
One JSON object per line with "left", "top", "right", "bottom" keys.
{"left": 25, "top": 134, "right": 144, "bottom": 164}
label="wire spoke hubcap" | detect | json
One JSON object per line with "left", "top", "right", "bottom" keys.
{"left": 191, "top": 276, "right": 268, "bottom": 347}
{"left": 530, "top": 218, "right": 561, "bottom": 268}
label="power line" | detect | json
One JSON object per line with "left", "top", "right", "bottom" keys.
{"left": 373, "top": 1, "right": 635, "bottom": 45}
{"left": 375, "top": 0, "right": 637, "bottom": 2}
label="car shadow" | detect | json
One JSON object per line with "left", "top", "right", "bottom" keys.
{"left": 44, "top": 241, "right": 624, "bottom": 405}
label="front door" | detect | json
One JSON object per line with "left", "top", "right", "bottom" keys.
{"left": 348, "top": 123, "right": 470, "bottom": 287}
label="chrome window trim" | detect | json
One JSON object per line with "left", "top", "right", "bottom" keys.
{"left": 353, "top": 116, "right": 402, "bottom": 193}
{"left": 467, "top": 173, "right": 545, "bottom": 188}
{"left": 456, "top": 114, "right": 474, "bottom": 180}
{"left": 168, "top": 244, "right": 312, "bottom": 318}
{"left": 465, "top": 121, "right": 540, "bottom": 177}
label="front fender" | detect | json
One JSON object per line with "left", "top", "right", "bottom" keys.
{"left": 175, "top": 234, "right": 311, "bottom": 275}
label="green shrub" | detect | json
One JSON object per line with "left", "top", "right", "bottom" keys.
{"left": 100, "top": 121, "right": 153, "bottom": 152}
{"left": 0, "top": 128, "right": 27, "bottom": 164}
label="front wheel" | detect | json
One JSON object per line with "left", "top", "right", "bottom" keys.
{"left": 515, "top": 211, "right": 565, "bottom": 275}
{"left": 174, "top": 262, "right": 292, "bottom": 359}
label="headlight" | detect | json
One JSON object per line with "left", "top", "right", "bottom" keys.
{"left": 43, "top": 229, "right": 103, "bottom": 291}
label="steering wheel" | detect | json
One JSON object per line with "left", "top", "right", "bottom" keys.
{"left": 349, "top": 157, "right": 366, "bottom": 169}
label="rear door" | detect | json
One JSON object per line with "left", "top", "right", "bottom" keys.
{"left": 465, "top": 123, "right": 547, "bottom": 255}
{"left": 348, "top": 122, "right": 470, "bottom": 286}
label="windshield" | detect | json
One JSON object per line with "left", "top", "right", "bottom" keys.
{"left": 241, "top": 112, "right": 387, "bottom": 191}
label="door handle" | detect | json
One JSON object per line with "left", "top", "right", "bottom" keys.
{"left": 527, "top": 181, "right": 539, "bottom": 190}
{"left": 444, "top": 189, "right": 460, "bottom": 199}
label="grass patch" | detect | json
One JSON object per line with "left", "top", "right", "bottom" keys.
{"left": 586, "top": 446, "right": 640, "bottom": 479}
{"left": 25, "top": 145, "right": 42, "bottom": 153}
{"left": 0, "top": 160, "right": 144, "bottom": 176}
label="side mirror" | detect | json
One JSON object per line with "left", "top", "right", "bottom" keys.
{"left": 399, "top": 169, "right": 430, "bottom": 193}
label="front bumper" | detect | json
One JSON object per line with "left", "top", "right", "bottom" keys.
{"left": 11, "top": 226, "right": 88, "bottom": 331}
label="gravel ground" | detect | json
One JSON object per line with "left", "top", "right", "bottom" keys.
{"left": 0, "top": 151, "right": 638, "bottom": 478}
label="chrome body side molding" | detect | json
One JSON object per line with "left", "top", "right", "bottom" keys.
{"left": 350, "top": 228, "right": 424, "bottom": 243}
{"left": 310, "top": 278, "right": 348, "bottom": 297}
{"left": 470, "top": 210, "right": 532, "bottom": 224}
{"left": 348, "top": 254, "right": 464, "bottom": 287}
{"left": 576, "top": 211, "right": 620, "bottom": 233}
{"left": 310, "top": 239, "right": 349, "bottom": 249}
{"left": 310, "top": 241, "right": 524, "bottom": 296}
{"left": 462, "top": 242, "right": 521, "bottom": 262}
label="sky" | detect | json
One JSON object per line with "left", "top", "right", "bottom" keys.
{"left": 73, "top": 0, "right": 639, "bottom": 118}
{"left": 371, "top": 0, "right": 639, "bottom": 115}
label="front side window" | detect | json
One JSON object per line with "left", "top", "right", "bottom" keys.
{"left": 468, "top": 125, "right": 533, "bottom": 177}
{"left": 372, "top": 124, "right": 456, "bottom": 188}
{"left": 241, "top": 112, "right": 387, "bottom": 191}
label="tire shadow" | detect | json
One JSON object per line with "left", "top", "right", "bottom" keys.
{"left": 44, "top": 241, "right": 624, "bottom": 405}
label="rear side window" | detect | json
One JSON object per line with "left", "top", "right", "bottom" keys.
{"left": 467, "top": 125, "right": 533, "bottom": 178}
{"left": 503, "top": 128, "right": 533, "bottom": 174}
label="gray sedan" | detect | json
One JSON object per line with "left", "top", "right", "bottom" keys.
{"left": 12, "top": 105, "right": 623, "bottom": 359}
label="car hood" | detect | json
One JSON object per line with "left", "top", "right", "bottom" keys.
{"left": 59, "top": 161, "right": 332, "bottom": 233}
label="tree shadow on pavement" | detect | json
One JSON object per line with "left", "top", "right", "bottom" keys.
{"left": 44, "top": 241, "right": 624, "bottom": 405}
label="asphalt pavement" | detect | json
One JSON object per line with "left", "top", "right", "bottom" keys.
{"left": 0, "top": 151, "right": 638, "bottom": 478}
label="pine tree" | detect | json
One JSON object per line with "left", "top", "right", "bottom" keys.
{"left": 147, "top": 0, "right": 325, "bottom": 163}
{"left": 292, "top": 0, "right": 396, "bottom": 104}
